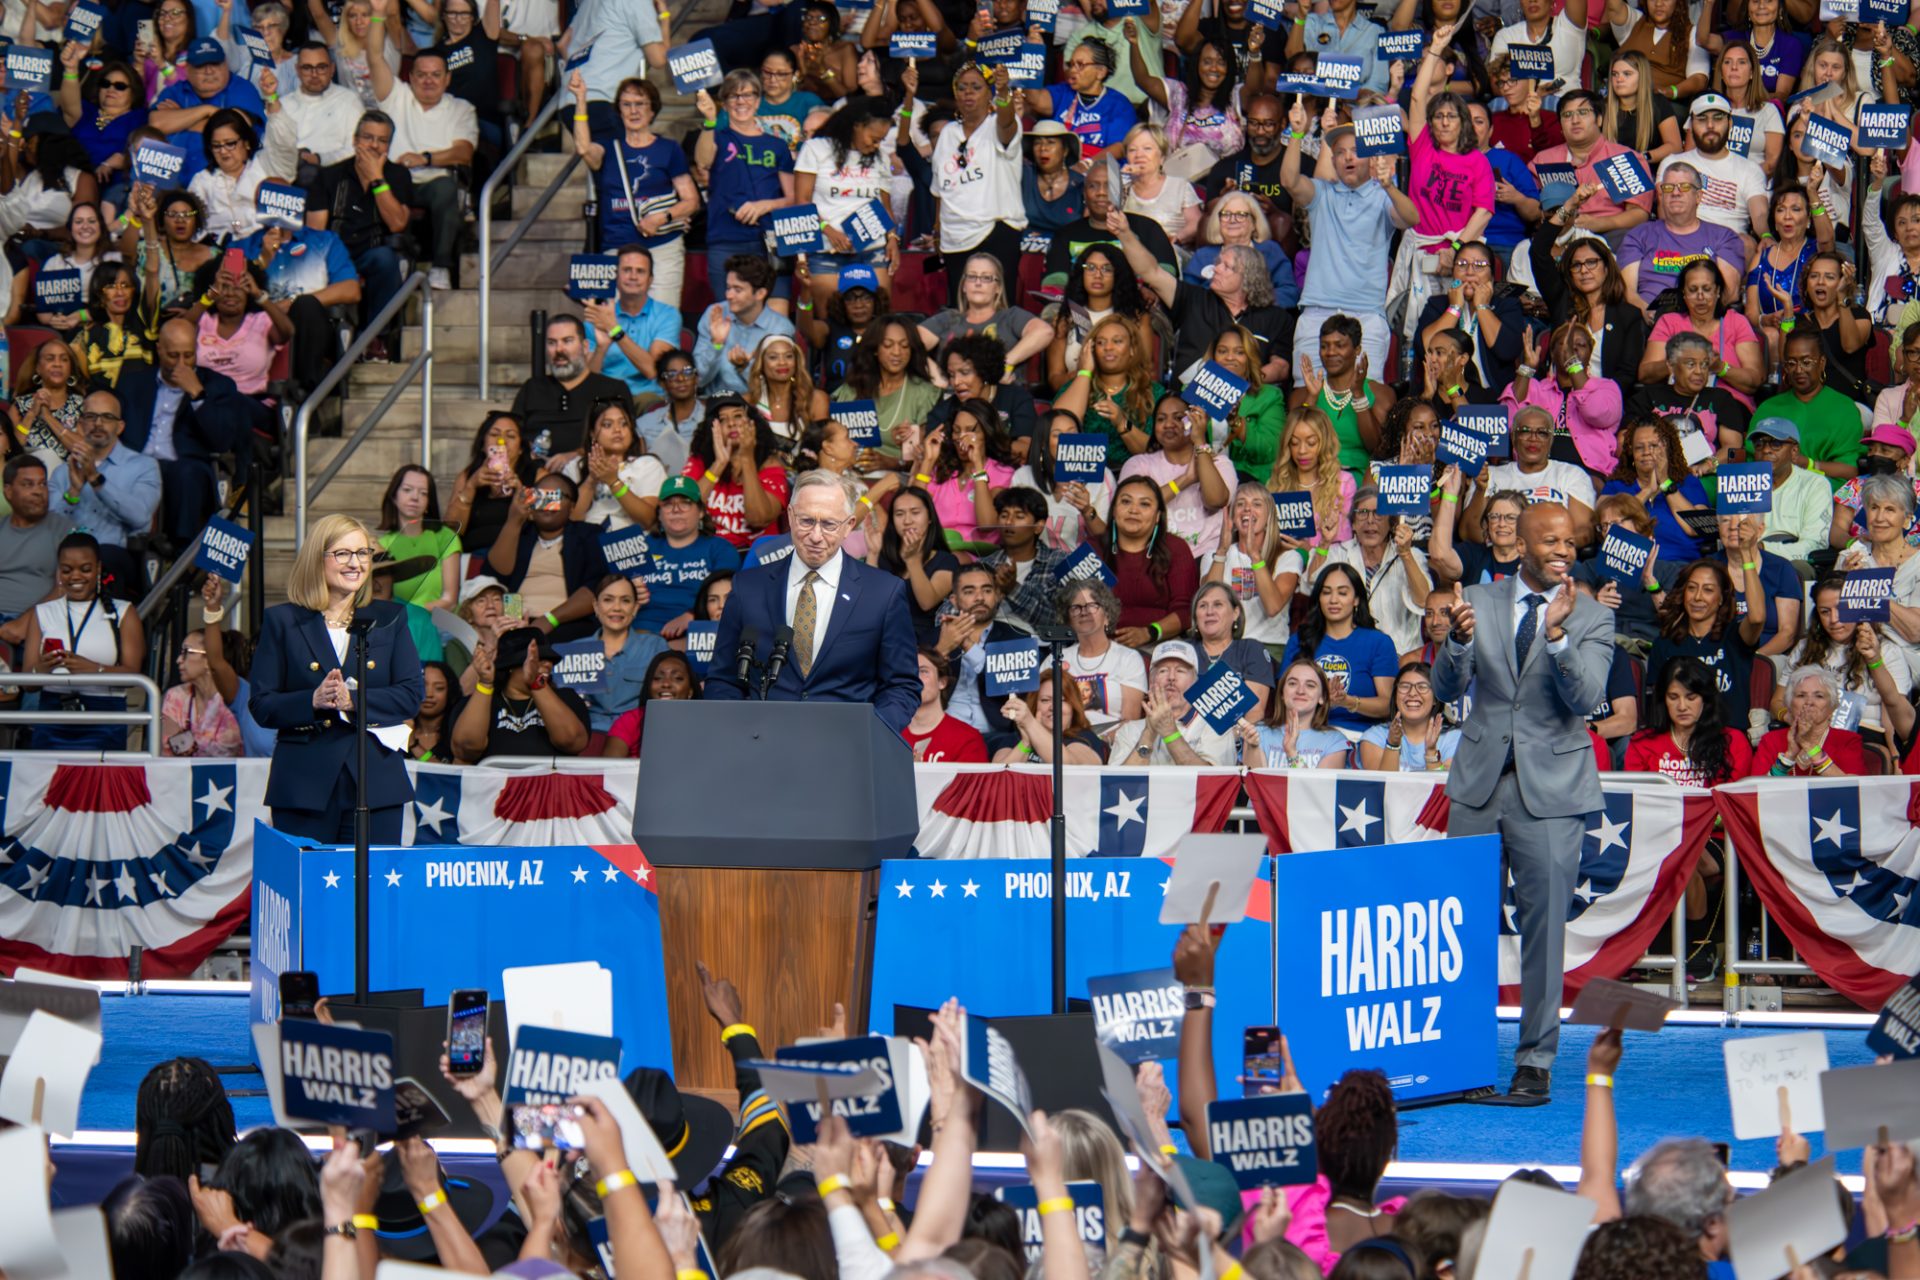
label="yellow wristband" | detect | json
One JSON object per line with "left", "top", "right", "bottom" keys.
{"left": 1158, "top": 1143, "right": 1178, "bottom": 1155}
{"left": 678, "top": 1271, "right": 710, "bottom": 1280}
{"left": 703, "top": 469, "right": 720, "bottom": 484}
{"left": 877, "top": 1231, "right": 902, "bottom": 1251}
{"left": 1167, "top": 480, "right": 1180, "bottom": 495}
{"left": 1586, "top": 1073, "right": 1613, "bottom": 1088}
{"left": 1221, "top": 1266, "right": 1245, "bottom": 1280}
{"left": 817, "top": 1174, "right": 852, "bottom": 1197}
{"left": 1037, "top": 1196, "right": 1077, "bottom": 1216}
{"left": 858, "top": 494, "right": 874, "bottom": 508}
{"left": 597, "top": 1169, "right": 640, "bottom": 1198}
{"left": 351, "top": 1214, "right": 379, "bottom": 1230}
{"left": 474, "top": 682, "right": 495, "bottom": 696}
{"left": 914, "top": 473, "right": 932, "bottom": 484}
{"left": 417, "top": 1189, "right": 447, "bottom": 1214}
{"left": 719, "top": 1022, "right": 756, "bottom": 1043}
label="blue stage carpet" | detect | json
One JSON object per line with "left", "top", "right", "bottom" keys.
{"left": 80, "top": 995, "right": 1882, "bottom": 1178}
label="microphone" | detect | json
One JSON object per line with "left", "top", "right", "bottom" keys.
{"left": 734, "top": 625, "right": 761, "bottom": 693}
{"left": 761, "top": 625, "right": 795, "bottom": 696}
{"left": 346, "top": 614, "right": 378, "bottom": 637}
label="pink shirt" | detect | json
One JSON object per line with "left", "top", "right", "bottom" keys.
{"left": 1118, "top": 449, "right": 1239, "bottom": 551}
{"left": 1531, "top": 138, "right": 1657, "bottom": 222}
{"left": 1408, "top": 130, "right": 1496, "bottom": 238}
{"left": 1648, "top": 310, "right": 1761, "bottom": 410}
{"left": 926, "top": 460, "right": 1015, "bottom": 543}
{"left": 196, "top": 311, "right": 278, "bottom": 395}
{"left": 1501, "top": 375, "right": 1625, "bottom": 475}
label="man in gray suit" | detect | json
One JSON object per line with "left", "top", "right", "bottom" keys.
{"left": 1432, "top": 502, "right": 1613, "bottom": 1104}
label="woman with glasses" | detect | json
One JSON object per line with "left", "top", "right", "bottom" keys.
{"left": 19, "top": 533, "right": 149, "bottom": 753}
{"left": 569, "top": 73, "right": 699, "bottom": 314}
{"left": 123, "top": 186, "right": 213, "bottom": 316}
{"left": 691, "top": 71, "right": 796, "bottom": 316}
{"left": 433, "top": 0, "right": 505, "bottom": 150}
{"left": 82, "top": 260, "right": 155, "bottom": 384}
{"left": 189, "top": 109, "right": 266, "bottom": 241}
{"left": 1525, "top": 224, "right": 1645, "bottom": 386}
{"left": 1432, "top": 470, "right": 1526, "bottom": 586}
{"left": 229, "top": 2, "right": 298, "bottom": 92}
{"left": 53, "top": 48, "right": 147, "bottom": 220}
{"left": 1182, "top": 191, "right": 1298, "bottom": 310}
{"left": 1357, "top": 663, "right": 1459, "bottom": 770}
{"left": 1744, "top": 184, "right": 1823, "bottom": 371}
{"left": 134, "top": 0, "right": 196, "bottom": 100}
{"left": 1055, "top": 578, "right": 1147, "bottom": 727}
{"left": 1472, "top": 403, "right": 1599, "bottom": 543}
{"left": 1413, "top": 238, "right": 1525, "bottom": 394}
{"left": 636, "top": 351, "right": 705, "bottom": 476}
{"left": 754, "top": 50, "right": 823, "bottom": 148}
{"left": 1044, "top": 243, "right": 1155, "bottom": 393}
{"left": 1641, "top": 258, "right": 1764, "bottom": 410}
{"left": 917, "top": 254, "right": 1050, "bottom": 373}
{"left": 250, "top": 514, "right": 423, "bottom": 842}
{"left": 926, "top": 62, "right": 1027, "bottom": 307}
{"left": 159, "top": 625, "right": 245, "bottom": 757}
{"left": 1314, "top": 484, "right": 1434, "bottom": 658}
{"left": 792, "top": 0, "right": 859, "bottom": 100}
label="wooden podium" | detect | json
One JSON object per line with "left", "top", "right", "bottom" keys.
{"left": 634, "top": 700, "right": 919, "bottom": 1093}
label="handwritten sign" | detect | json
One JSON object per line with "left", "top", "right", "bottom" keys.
{"left": 1724, "top": 1030, "right": 1828, "bottom": 1140}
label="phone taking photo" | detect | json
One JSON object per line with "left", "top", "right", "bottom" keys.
{"left": 502, "top": 592, "right": 524, "bottom": 620}
{"left": 1242, "top": 1025, "right": 1283, "bottom": 1097}
{"left": 279, "top": 970, "right": 320, "bottom": 1021}
{"left": 446, "top": 989, "right": 489, "bottom": 1076}
{"left": 512, "top": 1103, "right": 587, "bottom": 1151}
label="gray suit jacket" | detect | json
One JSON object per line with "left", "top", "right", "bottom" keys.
{"left": 1431, "top": 575, "right": 1613, "bottom": 819}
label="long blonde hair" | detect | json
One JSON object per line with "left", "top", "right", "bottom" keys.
{"left": 1266, "top": 406, "right": 1345, "bottom": 533}
{"left": 1603, "top": 51, "right": 1659, "bottom": 154}
{"left": 1797, "top": 36, "right": 1862, "bottom": 114}
{"left": 1054, "top": 1109, "right": 1134, "bottom": 1228}
{"left": 337, "top": 0, "right": 374, "bottom": 59}
{"left": 287, "top": 513, "right": 375, "bottom": 611}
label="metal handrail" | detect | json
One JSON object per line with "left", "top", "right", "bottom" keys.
{"left": 478, "top": 90, "right": 581, "bottom": 400}
{"left": 293, "top": 272, "right": 436, "bottom": 546}
{"left": 0, "top": 673, "right": 165, "bottom": 750}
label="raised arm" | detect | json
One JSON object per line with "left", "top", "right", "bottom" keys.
{"left": 1173, "top": 921, "right": 1220, "bottom": 1159}
{"left": 1577, "top": 1029, "right": 1624, "bottom": 1222}
{"left": 1103, "top": 207, "right": 1176, "bottom": 305}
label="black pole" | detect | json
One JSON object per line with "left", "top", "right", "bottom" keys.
{"left": 353, "top": 625, "right": 371, "bottom": 1001}
{"left": 1049, "top": 633, "right": 1067, "bottom": 1015}
{"left": 247, "top": 445, "right": 265, "bottom": 629}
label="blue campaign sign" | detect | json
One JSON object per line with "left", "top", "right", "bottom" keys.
{"left": 550, "top": 638, "right": 607, "bottom": 694}
{"left": 1435, "top": 418, "right": 1492, "bottom": 477}
{"left": 1534, "top": 160, "right": 1577, "bottom": 189}
{"left": 280, "top": 1018, "right": 397, "bottom": 1130}
{"left": 195, "top": 515, "right": 254, "bottom": 583}
{"left": 1839, "top": 567, "right": 1895, "bottom": 623}
{"left": 1271, "top": 835, "right": 1498, "bottom": 1101}
{"left": 1375, "top": 464, "right": 1430, "bottom": 518}
{"left": 962, "top": 1011, "right": 1035, "bottom": 1131}
{"left": 1597, "top": 525, "right": 1654, "bottom": 585}
{"left": 997, "top": 1181, "right": 1107, "bottom": 1261}
{"left": 836, "top": 399, "right": 881, "bottom": 448}
{"left": 1315, "top": 52, "right": 1364, "bottom": 95}
{"left": 685, "top": 621, "right": 718, "bottom": 674}
{"left": 1868, "top": 975, "right": 1920, "bottom": 1059}
{"left": 4, "top": 44, "right": 52, "bottom": 90}
{"left": 1054, "top": 543, "right": 1117, "bottom": 588}
{"left": 1596, "top": 151, "right": 1652, "bottom": 204}
{"left": 1508, "top": 42, "right": 1554, "bottom": 78}
{"left": 976, "top": 27, "right": 1024, "bottom": 61}
{"left": 843, "top": 199, "right": 895, "bottom": 252}
{"left": 1054, "top": 433, "right": 1108, "bottom": 484}
{"left": 1715, "top": 460, "right": 1773, "bottom": 514}
{"left": 1352, "top": 105, "right": 1405, "bottom": 157}
{"left": 1005, "top": 42, "right": 1048, "bottom": 86}
{"left": 983, "top": 637, "right": 1043, "bottom": 698}
{"left": 1728, "top": 114, "right": 1758, "bottom": 158}
{"left": 33, "top": 267, "right": 83, "bottom": 315}
{"left": 1802, "top": 113, "right": 1851, "bottom": 168}
{"left": 1454, "top": 403, "right": 1510, "bottom": 460}
{"left": 568, "top": 253, "right": 619, "bottom": 301}
{"left": 1787, "top": 80, "right": 1842, "bottom": 113}
{"left": 1864, "top": 0, "right": 1906, "bottom": 25}
{"left": 65, "top": 0, "right": 106, "bottom": 42}
{"left": 600, "top": 525, "right": 651, "bottom": 577}
{"left": 248, "top": 825, "right": 673, "bottom": 1081}
{"left": 1187, "top": 660, "right": 1257, "bottom": 735}
{"left": 1377, "top": 27, "right": 1424, "bottom": 59}
{"left": 1206, "top": 1094, "right": 1317, "bottom": 1188}
{"left": 255, "top": 180, "right": 306, "bottom": 230}
{"left": 770, "top": 203, "right": 826, "bottom": 256}
{"left": 889, "top": 30, "right": 939, "bottom": 57}
{"left": 1271, "top": 490, "right": 1316, "bottom": 539}
{"left": 1861, "top": 103, "right": 1913, "bottom": 150}
{"left": 1106, "top": 0, "right": 1149, "bottom": 15}
{"left": 132, "top": 140, "right": 187, "bottom": 187}
{"left": 505, "top": 1026, "right": 623, "bottom": 1105}
{"left": 1087, "top": 967, "right": 1182, "bottom": 1063}
{"left": 772, "top": 1036, "right": 903, "bottom": 1142}
{"left": 235, "top": 24, "right": 273, "bottom": 69}
{"left": 1185, "top": 361, "right": 1249, "bottom": 417}
{"left": 1247, "top": 0, "right": 1286, "bottom": 26}
{"left": 666, "top": 38, "right": 722, "bottom": 93}
{"left": 1028, "top": 0, "right": 1060, "bottom": 30}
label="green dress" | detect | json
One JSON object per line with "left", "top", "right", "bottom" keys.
{"left": 1057, "top": 378, "right": 1166, "bottom": 470}
{"left": 831, "top": 379, "right": 943, "bottom": 460}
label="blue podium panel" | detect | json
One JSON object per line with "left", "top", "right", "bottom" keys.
{"left": 250, "top": 823, "right": 672, "bottom": 1075}
{"left": 1272, "top": 835, "right": 1500, "bottom": 1102}
{"left": 869, "top": 857, "right": 1276, "bottom": 1121}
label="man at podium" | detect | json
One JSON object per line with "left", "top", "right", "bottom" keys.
{"left": 706, "top": 470, "right": 920, "bottom": 732}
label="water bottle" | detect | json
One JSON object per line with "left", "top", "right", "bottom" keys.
{"left": 1745, "top": 927, "right": 1762, "bottom": 962}
{"left": 533, "top": 429, "right": 553, "bottom": 461}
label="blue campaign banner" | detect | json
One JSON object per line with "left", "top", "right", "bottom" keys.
{"left": 568, "top": 253, "right": 619, "bottom": 301}
{"left": 772, "top": 1036, "right": 904, "bottom": 1142}
{"left": 983, "top": 637, "right": 1043, "bottom": 697}
{"left": 1315, "top": 52, "right": 1364, "bottom": 95}
{"left": 132, "top": 140, "right": 187, "bottom": 187}
{"left": 1054, "top": 433, "right": 1108, "bottom": 484}
{"left": 564, "top": 39, "right": 594, "bottom": 73}
{"left": 1597, "top": 525, "right": 1653, "bottom": 585}
{"left": 194, "top": 515, "right": 254, "bottom": 582}
{"left": 1087, "top": 967, "right": 1182, "bottom": 1063}
{"left": 1802, "top": 112, "right": 1851, "bottom": 168}
{"left": 4, "top": 44, "right": 52, "bottom": 90}
{"left": 1375, "top": 464, "right": 1430, "bottom": 518}
{"left": 1534, "top": 160, "right": 1577, "bottom": 189}
{"left": 1054, "top": 543, "right": 1117, "bottom": 588}
{"left": 235, "top": 24, "right": 273, "bottom": 69}
{"left": 504, "top": 1026, "right": 623, "bottom": 1105}
{"left": 550, "top": 637, "right": 607, "bottom": 694}
{"left": 1787, "top": 80, "right": 1842, "bottom": 113}
{"left": 836, "top": 399, "right": 881, "bottom": 448}
{"left": 666, "top": 38, "right": 722, "bottom": 93}
{"left": 1508, "top": 42, "right": 1554, "bottom": 78}
{"left": 1861, "top": 103, "right": 1913, "bottom": 150}
{"left": 1596, "top": 150, "right": 1652, "bottom": 204}
{"left": 280, "top": 1018, "right": 397, "bottom": 1129}
{"left": 1270, "top": 490, "right": 1316, "bottom": 539}
{"left": 1435, "top": 418, "right": 1492, "bottom": 477}
{"left": 1185, "top": 361, "right": 1248, "bottom": 417}
{"left": 1377, "top": 27, "right": 1424, "bottom": 59}
{"left": 1353, "top": 105, "right": 1405, "bottom": 157}
{"left": 1839, "top": 567, "right": 1895, "bottom": 623}
{"left": 770, "top": 203, "right": 826, "bottom": 256}
{"left": 1454, "top": 403, "right": 1510, "bottom": 460}
{"left": 1027, "top": 0, "right": 1060, "bottom": 29}
{"left": 255, "top": 180, "right": 305, "bottom": 230}
{"left": 65, "top": 0, "right": 106, "bottom": 42}
{"left": 977, "top": 27, "right": 1024, "bottom": 61}
{"left": 1005, "top": 42, "right": 1048, "bottom": 87}
{"left": 1106, "top": 0, "right": 1149, "bottom": 15}
{"left": 870, "top": 857, "right": 1276, "bottom": 1121}
{"left": 1206, "top": 1094, "right": 1317, "bottom": 1188}
{"left": 249, "top": 824, "right": 674, "bottom": 1078}
{"left": 1715, "top": 460, "right": 1773, "bottom": 514}
{"left": 1187, "top": 660, "right": 1257, "bottom": 735}
{"left": 33, "top": 266, "right": 83, "bottom": 315}
{"left": 843, "top": 199, "right": 895, "bottom": 252}
{"left": 997, "top": 1181, "right": 1107, "bottom": 1261}
{"left": 600, "top": 525, "right": 651, "bottom": 577}
{"left": 1270, "top": 836, "right": 1499, "bottom": 1100}
{"left": 889, "top": 30, "right": 939, "bottom": 57}
{"left": 685, "top": 621, "right": 718, "bottom": 673}
{"left": 1864, "top": 0, "right": 1906, "bottom": 25}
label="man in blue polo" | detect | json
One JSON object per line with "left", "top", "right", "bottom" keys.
{"left": 149, "top": 37, "right": 266, "bottom": 180}
{"left": 585, "top": 243, "right": 680, "bottom": 411}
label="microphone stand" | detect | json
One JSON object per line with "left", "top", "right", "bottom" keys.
{"left": 1035, "top": 621, "right": 1073, "bottom": 1015}
{"left": 350, "top": 619, "right": 372, "bottom": 1002}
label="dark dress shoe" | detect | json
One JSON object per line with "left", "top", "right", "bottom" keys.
{"left": 1510, "top": 1066, "right": 1551, "bottom": 1099}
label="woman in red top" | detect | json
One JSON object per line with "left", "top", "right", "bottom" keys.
{"left": 1098, "top": 474, "right": 1198, "bottom": 649}
{"left": 1751, "top": 665, "right": 1868, "bottom": 777}
{"left": 603, "top": 651, "right": 702, "bottom": 759}
{"left": 901, "top": 647, "right": 988, "bottom": 763}
{"left": 1625, "top": 656, "right": 1753, "bottom": 786}
{"left": 682, "top": 396, "right": 790, "bottom": 549}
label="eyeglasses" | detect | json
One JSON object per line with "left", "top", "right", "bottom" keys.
{"left": 725, "top": 90, "right": 760, "bottom": 102}
{"left": 1561, "top": 106, "right": 1596, "bottom": 119}
{"left": 1657, "top": 183, "right": 1699, "bottom": 194}
{"left": 1082, "top": 261, "right": 1113, "bottom": 275}
{"left": 1351, "top": 509, "right": 1385, "bottom": 521}
{"left": 791, "top": 516, "right": 851, "bottom": 534}
{"left": 962, "top": 273, "right": 998, "bottom": 284}
{"left": 1485, "top": 512, "right": 1520, "bottom": 523}
{"left": 179, "top": 646, "right": 206, "bottom": 658}
{"left": 1514, "top": 425, "right": 1553, "bottom": 439}
{"left": 164, "top": 208, "right": 197, "bottom": 220}
{"left": 302, "top": 62, "right": 335, "bottom": 72}
{"left": 78, "top": 412, "right": 122, "bottom": 425}
{"left": 210, "top": 137, "right": 243, "bottom": 151}
{"left": 661, "top": 366, "right": 697, "bottom": 378}
{"left": 326, "top": 548, "right": 375, "bottom": 564}
{"left": 1219, "top": 210, "right": 1253, "bottom": 221}
{"left": 1454, "top": 259, "right": 1492, "bottom": 271}
{"left": 1782, "top": 356, "right": 1821, "bottom": 369}
{"left": 1568, "top": 257, "right": 1604, "bottom": 270}
{"left": 1068, "top": 602, "right": 1104, "bottom": 614}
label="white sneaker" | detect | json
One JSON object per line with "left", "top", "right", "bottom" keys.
{"left": 428, "top": 267, "right": 453, "bottom": 290}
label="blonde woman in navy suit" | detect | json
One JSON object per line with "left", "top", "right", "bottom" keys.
{"left": 249, "top": 513, "right": 424, "bottom": 842}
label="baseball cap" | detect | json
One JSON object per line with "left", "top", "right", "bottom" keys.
{"left": 659, "top": 475, "right": 702, "bottom": 503}
{"left": 1689, "top": 92, "right": 1733, "bottom": 119}
{"left": 838, "top": 263, "right": 880, "bottom": 294}
{"left": 1747, "top": 416, "right": 1801, "bottom": 444}
{"left": 495, "top": 624, "right": 558, "bottom": 665}
{"left": 458, "top": 574, "right": 506, "bottom": 606}
{"left": 186, "top": 36, "right": 226, "bottom": 65}
{"left": 1150, "top": 639, "right": 1200, "bottom": 670}
{"left": 1866, "top": 423, "right": 1917, "bottom": 455}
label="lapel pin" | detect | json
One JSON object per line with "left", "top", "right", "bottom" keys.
{"left": 309, "top": 661, "right": 320, "bottom": 671}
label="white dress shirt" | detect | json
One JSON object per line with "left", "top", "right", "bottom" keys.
{"left": 784, "top": 549, "right": 844, "bottom": 667}
{"left": 1511, "top": 578, "right": 1570, "bottom": 657}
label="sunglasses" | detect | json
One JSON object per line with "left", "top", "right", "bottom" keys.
{"left": 100, "top": 78, "right": 131, "bottom": 90}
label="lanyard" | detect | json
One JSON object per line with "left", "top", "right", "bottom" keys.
{"left": 65, "top": 596, "right": 98, "bottom": 656}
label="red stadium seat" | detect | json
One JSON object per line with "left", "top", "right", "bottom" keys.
{"left": 7, "top": 326, "right": 58, "bottom": 384}
{"left": 889, "top": 252, "right": 947, "bottom": 315}
{"left": 683, "top": 251, "right": 715, "bottom": 318}
{"left": 497, "top": 50, "right": 519, "bottom": 119}
{"left": 1750, "top": 660, "right": 1776, "bottom": 728}
{"left": 1868, "top": 327, "right": 1893, "bottom": 387}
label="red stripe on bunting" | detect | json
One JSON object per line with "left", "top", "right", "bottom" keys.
{"left": 43, "top": 762, "right": 152, "bottom": 815}
{"left": 0, "top": 885, "right": 252, "bottom": 979}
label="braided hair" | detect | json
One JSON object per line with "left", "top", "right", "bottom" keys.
{"left": 1316, "top": 1069, "right": 1398, "bottom": 1202}
{"left": 134, "top": 1056, "right": 237, "bottom": 1181}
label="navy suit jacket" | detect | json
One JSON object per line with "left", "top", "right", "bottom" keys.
{"left": 111, "top": 363, "right": 250, "bottom": 461}
{"left": 706, "top": 553, "right": 920, "bottom": 734}
{"left": 249, "top": 599, "right": 424, "bottom": 812}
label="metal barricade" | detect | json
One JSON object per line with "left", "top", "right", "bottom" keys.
{"left": 0, "top": 673, "right": 165, "bottom": 751}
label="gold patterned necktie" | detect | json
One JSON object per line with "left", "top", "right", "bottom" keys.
{"left": 793, "top": 570, "right": 820, "bottom": 676}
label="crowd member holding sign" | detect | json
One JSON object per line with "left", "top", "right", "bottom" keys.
{"left": 1837, "top": 472, "right": 1920, "bottom": 676}
{"left": 570, "top": 71, "right": 699, "bottom": 313}
{"left": 186, "top": 108, "right": 263, "bottom": 239}
{"left": 1053, "top": 577, "right": 1147, "bottom": 726}
{"left": 1107, "top": 638, "right": 1236, "bottom": 763}
{"left": 568, "top": 574, "right": 666, "bottom": 741}
{"left": 1780, "top": 574, "right": 1915, "bottom": 749}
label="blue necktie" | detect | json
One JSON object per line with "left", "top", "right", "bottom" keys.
{"left": 1516, "top": 593, "right": 1545, "bottom": 669}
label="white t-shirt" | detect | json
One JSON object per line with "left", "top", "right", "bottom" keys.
{"left": 502, "top": 0, "right": 560, "bottom": 35}
{"left": 282, "top": 83, "right": 364, "bottom": 165}
{"left": 1658, "top": 149, "right": 1769, "bottom": 236}
{"left": 1217, "top": 543, "right": 1303, "bottom": 647}
{"left": 1607, "top": 12, "right": 1710, "bottom": 80}
{"left": 1110, "top": 713, "right": 1236, "bottom": 764}
{"left": 1483, "top": 459, "right": 1598, "bottom": 512}
{"left": 932, "top": 114, "right": 1028, "bottom": 254}
{"left": 191, "top": 156, "right": 269, "bottom": 241}
{"left": 1729, "top": 101, "right": 1785, "bottom": 162}
{"left": 1049, "top": 642, "right": 1147, "bottom": 728}
{"left": 1787, "top": 635, "right": 1912, "bottom": 733}
{"left": 795, "top": 136, "right": 892, "bottom": 229}
{"left": 1011, "top": 466, "right": 1114, "bottom": 552}
{"left": 1490, "top": 10, "right": 1587, "bottom": 88}
{"left": 1123, "top": 174, "right": 1202, "bottom": 246}
{"left": 379, "top": 83, "right": 480, "bottom": 179}
{"left": 562, "top": 453, "right": 669, "bottom": 530}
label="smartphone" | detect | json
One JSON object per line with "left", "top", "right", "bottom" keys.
{"left": 1242, "top": 1025, "right": 1283, "bottom": 1097}
{"left": 512, "top": 1103, "right": 586, "bottom": 1151}
{"left": 279, "top": 970, "right": 320, "bottom": 1021}
{"left": 503, "top": 592, "right": 524, "bottom": 621}
{"left": 486, "top": 441, "right": 509, "bottom": 472}
{"left": 446, "top": 989, "right": 489, "bottom": 1076}
{"left": 220, "top": 247, "right": 246, "bottom": 279}
{"left": 41, "top": 638, "right": 63, "bottom": 655}
{"left": 136, "top": 18, "right": 155, "bottom": 47}
{"left": 1712, "top": 1142, "right": 1730, "bottom": 1167}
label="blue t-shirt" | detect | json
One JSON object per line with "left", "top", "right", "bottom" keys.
{"left": 1047, "top": 84, "right": 1137, "bottom": 153}
{"left": 636, "top": 535, "right": 741, "bottom": 633}
{"left": 556, "top": 631, "right": 669, "bottom": 731}
{"left": 1255, "top": 723, "right": 1352, "bottom": 766}
{"left": 1299, "top": 177, "right": 1394, "bottom": 313}
{"left": 1600, "top": 474, "right": 1711, "bottom": 566}
{"left": 236, "top": 226, "right": 359, "bottom": 299}
{"left": 1281, "top": 627, "right": 1401, "bottom": 733}
{"left": 1720, "top": 550, "right": 1799, "bottom": 650}
{"left": 584, "top": 295, "right": 680, "bottom": 403}
{"left": 154, "top": 75, "right": 266, "bottom": 180}
{"left": 1482, "top": 146, "right": 1540, "bottom": 251}
{"left": 1359, "top": 721, "right": 1461, "bottom": 769}
{"left": 76, "top": 104, "right": 150, "bottom": 168}
{"left": 595, "top": 134, "right": 690, "bottom": 251}
{"left": 706, "top": 127, "right": 793, "bottom": 246}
